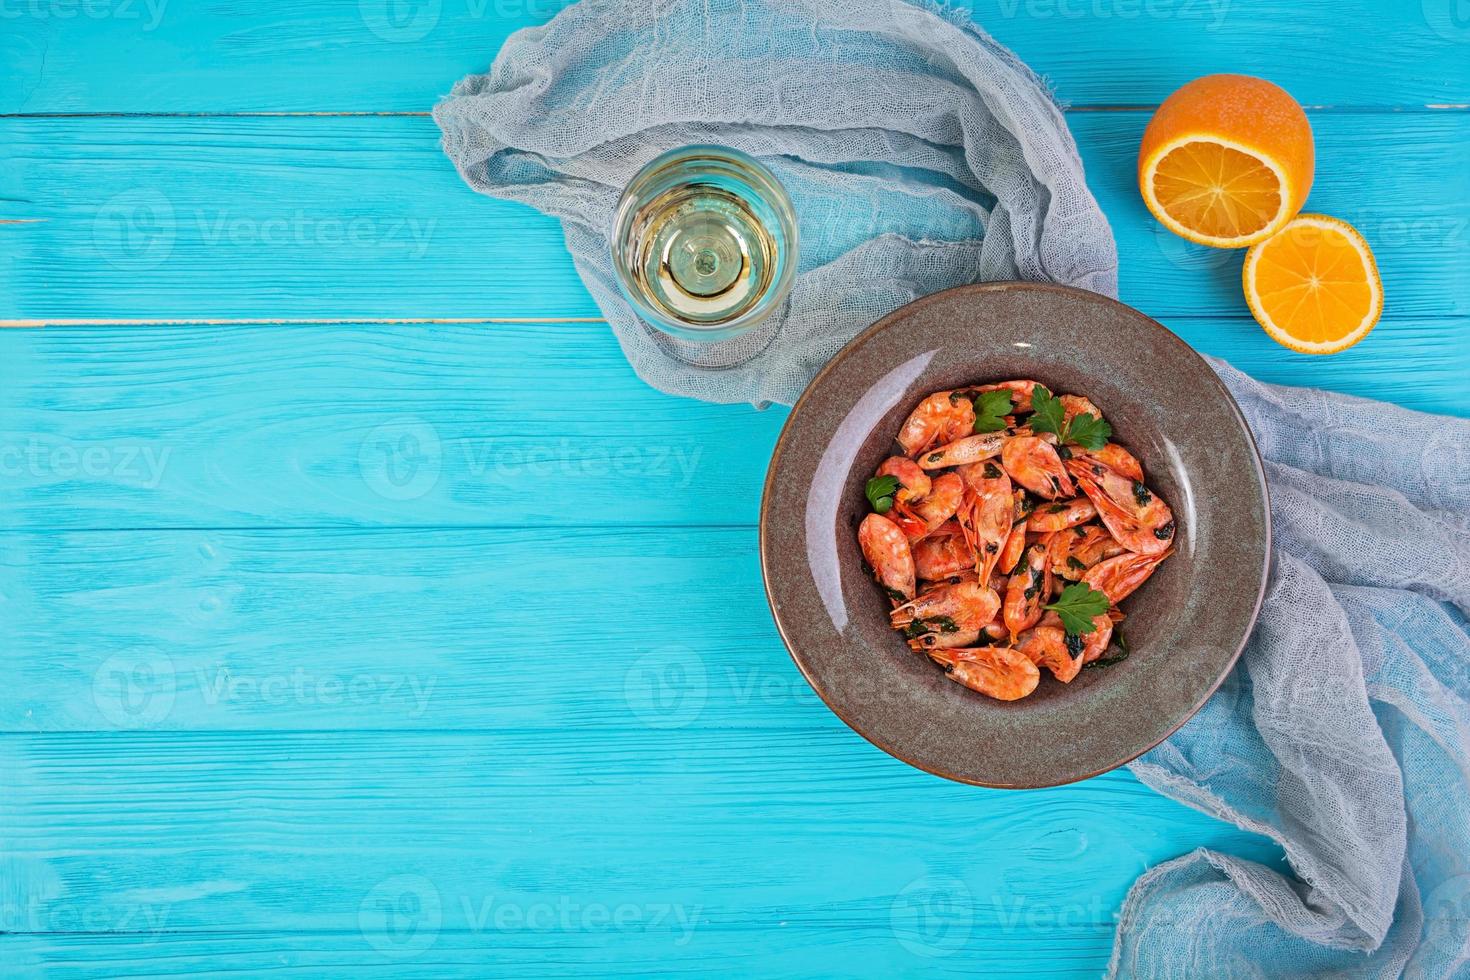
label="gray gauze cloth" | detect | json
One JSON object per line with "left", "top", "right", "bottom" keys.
{"left": 437, "top": 1, "right": 1470, "bottom": 976}
{"left": 434, "top": 0, "right": 1116, "bottom": 407}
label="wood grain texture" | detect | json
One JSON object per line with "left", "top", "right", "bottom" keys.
{"left": 0, "top": 316, "right": 1466, "bottom": 533}
{"left": 0, "top": 322, "right": 774, "bottom": 530}
{"left": 0, "top": 526, "right": 775, "bottom": 731}
{"left": 3, "top": 2, "right": 1464, "bottom": 976}
{"left": 1, "top": 928, "right": 1120, "bottom": 979}
{"left": 2, "top": 0, "right": 1467, "bottom": 113}
{"left": 4, "top": 112, "right": 1469, "bottom": 322}
{"left": 0, "top": 730, "right": 1284, "bottom": 938}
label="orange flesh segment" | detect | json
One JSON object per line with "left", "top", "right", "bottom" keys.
{"left": 1152, "top": 141, "right": 1283, "bottom": 240}
{"left": 1251, "top": 224, "right": 1375, "bottom": 345}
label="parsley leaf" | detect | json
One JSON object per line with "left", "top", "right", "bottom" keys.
{"left": 1065, "top": 631, "right": 1086, "bottom": 659}
{"left": 865, "top": 475, "right": 900, "bottom": 514}
{"left": 1043, "top": 582, "right": 1109, "bottom": 635}
{"left": 1029, "top": 385, "right": 1112, "bottom": 449}
{"left": 1066, "top": 412, "right": 1112, "bottom": 450}
{"left": 972, "top": 389, "right": 1014, "bottom": 434}
{"left": 1029, "top": 384, "right": 1065, "bottom": 438}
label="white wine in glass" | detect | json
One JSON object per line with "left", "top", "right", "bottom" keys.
{"left": 612, "top": 146, "right": 798, "bottom": 341}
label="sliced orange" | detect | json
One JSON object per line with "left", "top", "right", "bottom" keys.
{"left": 1243, "top": 214, "right": 1383, "bottom": 354}
{"left": 1139, "top": 75, "right": 1313, "bottom": 248}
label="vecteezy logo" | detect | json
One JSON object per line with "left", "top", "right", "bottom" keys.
{"left": 623, "top": 645, "right": 707, "bottom": 729}
{"left": 92, "top": 651, "right": 177, "bottom": 728}
{"left": 1152, "top": 218, "right": 1236, "bottom": 272}
{"left": 358, "top": 874, "right": 443, "bottom": 957}
{"left": 1423, "top": 0, "right": 1470, "bottom": 42}
{"left": 92, "top": 189, "right": 175, "bottom": 271}
{"left": 890, "top": 875, "right": 973, "bottom": 957}
{"left": 358, "top": 0, "right": 442, "bottom": 42}
{"left": 358, "top": 417, "right": 442, "bottom": 501}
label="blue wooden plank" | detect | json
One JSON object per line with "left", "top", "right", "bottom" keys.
{"left": 0, "top": 731, "right": 1284, "bottom": 946}
{"left": 0, "top": 926, "right": 1120, "bottom": 979}
{"left": 0, "top": 0, "right": 1465, "bottom": 113}
{"left": 1161, "top": 314, "right": 1470, "bottom": 417}
{"left": 0, "top": 492, "right": 1287, "bottom": 980}
{"left": 1, "top": 6, "right": 1460, "bottom": 978}
{"left": 0, "top": 116, "right": 595, "bottom": 320}
{"left": 0, "top": 322, "right": 776, "bottom": 530}
{"left": 3, "top": 112, "right": 1466, "bottom": 322}
{"left": 0, "top": 526, "right": 775, "bottom": 731}
{"left": 0, "top": 316, "right": 1463, "bottom": 532}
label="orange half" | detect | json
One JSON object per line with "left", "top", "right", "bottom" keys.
{"left": 1243, "top": 214, "right": 1383, "bottom": 354}
{"left": 1142, "top": 137, "right": 1292, "bottom": 248}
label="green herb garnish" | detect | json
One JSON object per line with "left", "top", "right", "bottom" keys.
{"left": 902, "top": 615, "right": 960, "bottom": 638}
{"left": 1029, "top": 385, "right": 1112, "bottom": 450}
{"left": 1043, "top": 582, "right": 1109, "bottom": 635}
{"left": 1065, "top": 631, "right": 1086, "bottom": 660}
{"left": 972, "top": 389, "right": 1014, "bottom": 434}
{"left": 1085, "top": 629, "right": 1130, "bottom": 669}
{"left": 1065, "top": 412, "right": 1112, "bottom": 450}
{"left": 865, "top": 475, "right": 900, "bottom": 514}
{"left": 1029, "top": 385, "right": 1065, "bottom": 438}
{"left": 927, "top": 615, "right": 960, "bottom": 634}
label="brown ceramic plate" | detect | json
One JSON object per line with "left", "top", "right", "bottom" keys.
{"left": 759, "top": 283, "right": 1269, "bottom": 788}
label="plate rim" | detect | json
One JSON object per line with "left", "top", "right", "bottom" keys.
{"left": 758, "top": 281, "right": 1272, "bottom": 788}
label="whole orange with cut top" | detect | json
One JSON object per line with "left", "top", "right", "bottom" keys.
{"left": 1139, "top": 74, "right": 1314, "bottom": 248}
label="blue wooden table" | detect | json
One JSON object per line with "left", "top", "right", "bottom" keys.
{"left": 1, "top": 2, "right": 1466, "bottom": 976}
